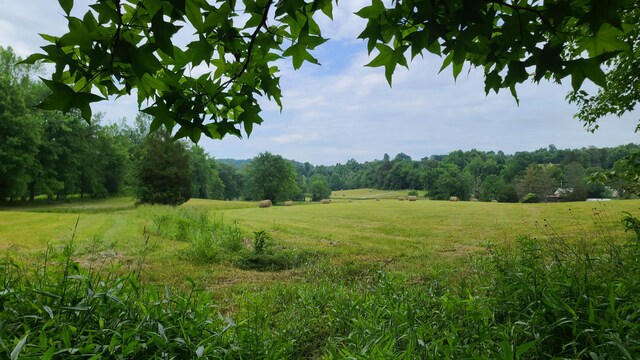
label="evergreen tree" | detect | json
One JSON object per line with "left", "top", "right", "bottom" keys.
{"left": 135, "top": 130, "right": 191, "bottom": 206}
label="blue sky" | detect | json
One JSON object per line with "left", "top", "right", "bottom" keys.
{"left": 1, "top": 0, "right": 638, "bottom": 165}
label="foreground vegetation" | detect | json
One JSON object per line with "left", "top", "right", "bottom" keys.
{"left": 2, "top": 198, "right": 640, "bottom": 358}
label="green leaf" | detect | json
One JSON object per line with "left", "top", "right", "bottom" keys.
{"left": 570, "top": 66, "right": 586, "bottom": 91}
{"left": 11, "top": 334, "right": 28, "bottom": 360}
{"left": 282, "top": 43, "right": 319, "bottom": 70}
{"left": 18, "top": 53, "right": 47, "bottom": 65}
{"left": 581, "top": 61, "right": 607, "bottom": 88}
{"left": 152, "top": 11, "right": 181, "bottom": 57}
{"left": 174, "top": 124, "right": 202, "bottom": 143}
{"left": 354, "top": 0, "right": 385, "bottom": 19}
{"left": 439, "top": 53, "right": 453, "bottom": 74}
{"left": 357, "top": 20, "right": 383, "bottom": 54}
{"left": 142, "top": 73, "right": 170, "bottom": 92}
{"left": 38, "top": 78, "right": 105, "bottom": 122}
{"left": 578, "top": 24, "right": 629, "bottom": 57}
{"left": 484, "top": 70, "right": 502, "bottom": 94}
{"left": 567, "top": 58, "right": 608, "bottom": 90}
{"left": 405, "top": 30, "right": 428, "bottom": 59}
{"left": 239, "top": 104, "right": 262, "bottom": 136}
{"left": 311, "top": 0, "right": 333, "bottom": 20}
{"left": 365, "top": 44, "right": 396, "bottom": 85}
{"left": 452, "top": 61, "right": 463, "bottom": 80}
{"left": 58, "top": 0, "right": 73, "bottom": 15}
{"left": 504, "top": 61, "right": 528, "bottom": 85}
{"left": 185, "top": 0, "right": 204, "bottom": 32}
{"left": 516, "top": 339, "right": 538, "bottom": 357}
{"left": 186, "top": 39, "right": 213, "bottom": 66}
{"left": 143, "top": 102, "right": 175, "bottom": 132}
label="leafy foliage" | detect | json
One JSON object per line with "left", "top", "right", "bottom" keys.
{"left": 188, "top": 145, "right": 225, "bottom": 200}
{"left": 135, "top": 130, "right": 191, "bottom": 205}
{"left": 0, "top": 47, "right": 129, "bottom": 202}
{"left": 245, "top": 152, "right": 300, "bottom": 203}
{"left": 25, "top": 0, "right": 334, "bottom": 141}
{"left": 307, "top": 174, "right": 331, "bottom": 201}
{"left": 568, "top": 7, "right": 640, "bottom": 132}
{"left": 26, "top": 0, "right": 637, "bottom": 140}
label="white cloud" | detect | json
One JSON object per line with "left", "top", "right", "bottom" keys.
{"left": 315, "top": 0, "right": 370, "bottom": 42}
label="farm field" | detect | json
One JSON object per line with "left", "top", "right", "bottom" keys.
{"left": 2, "top": 196, "right": 640, "bottom": 358}
{"left": 330, "top": 188, "right": 421, "bottom": 200}
{"left": 1, "top": 196, "right": 637, "bottom": 288}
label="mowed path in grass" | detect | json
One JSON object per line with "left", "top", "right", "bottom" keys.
{"left": 1, "top": 196, "right": 639, "bottom": 288}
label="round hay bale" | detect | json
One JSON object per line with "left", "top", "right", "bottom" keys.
{"left": 398, "top": 196, "right": 405, "bottom": 201}
{"left": 321, "top": 199, "right": 331, "bottom": 204}
{"left": 284, "top": 200, "right": 293, "bottom": 206}
{"left": 491, "top": 199, "right": 498, "bottom": 203}
{"left": 408, "top": 195, "right": 417, "bottom": 201}
{"left": 449, "top": 196, "right": 459, "bottom": 202}
{"left": 258, "top": 199, "right": 272, "bottom": 208}
{"left": 471, "top": 198, "right": 479, "bottom": 202}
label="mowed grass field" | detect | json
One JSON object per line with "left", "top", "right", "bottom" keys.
{"left": 331, "top": 188, "right": 421, "bottom": 200}
{"left": 1, "top": 195, "right": 638, "bottom": 292}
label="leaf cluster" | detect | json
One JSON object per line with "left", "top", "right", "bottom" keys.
{"left": 357, "top": 0, "right": 636, "bottom": 100}
{"left": 26, "top": 0, "right": 333, "bottom": 141}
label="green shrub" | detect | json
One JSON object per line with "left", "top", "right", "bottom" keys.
{"left": 253, "top": 230, "right": 271, "bottom": 254}
{"left": 521, "top": 192, "right": 539, "bottom": 203}
{"left": 180, "top": 218, "right": 244, "bottom": 263}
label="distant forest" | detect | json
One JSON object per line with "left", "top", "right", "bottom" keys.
{"left": 2, "top": 104, "right": 637, "bottom": 203}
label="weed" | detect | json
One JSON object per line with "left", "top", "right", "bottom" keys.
{"left": 253, "top": 230, "right": 271, "bottom": 254}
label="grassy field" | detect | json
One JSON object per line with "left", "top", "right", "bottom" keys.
{"left": 1, "top": 196, "right": 637, "bottom": 288}
{"left": 331, "top": 188, "right": 422, "bottom": 200}
{"left": 3, "top": 195, "right": 640, "bottom": 358}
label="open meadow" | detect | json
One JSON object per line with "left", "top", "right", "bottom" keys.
{"left": 2, "top": 197, "right": 640, "bottom": 358}
{"left": 2, "top": 197, "right": 638, "bottom": 287}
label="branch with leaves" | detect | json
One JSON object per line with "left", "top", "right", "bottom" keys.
{"left": 24, "top": 0, "right": 637, "bottom": 142}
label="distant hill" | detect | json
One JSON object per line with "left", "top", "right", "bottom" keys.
{"left": 217, "top": 158, "right": 252, "bottom": 167}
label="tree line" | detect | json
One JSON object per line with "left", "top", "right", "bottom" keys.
{"left": 291, "top": 145, "right": 639, "bottom": 203}
{"left": 1, "top": 46, "right": 637, "bottom": 205}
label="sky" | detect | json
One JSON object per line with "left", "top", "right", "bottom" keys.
{"left": 1, "top": 0, "right": 638, "bottom": 165}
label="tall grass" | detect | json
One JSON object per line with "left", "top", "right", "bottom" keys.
{"left": 149, "top": 206, "right": 316, "bottom": 270}
{"left": 2, "top": 208, "right": 640, "bottom": 358}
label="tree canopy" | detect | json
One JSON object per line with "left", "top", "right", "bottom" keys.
{"left": 24, "top": 0, "right": 638, "bottom": 141}
{"left": 245, "top": 152, "right": 300, "bottom": 203}
{"left": 135, "top": 129, "right": 192, "bottom": 205}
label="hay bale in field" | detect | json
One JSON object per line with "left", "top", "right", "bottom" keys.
{"left": 258, "top": 199, "right": 272, "bottom": 208}
{"left": 491, "top": 199, "right": 498, "bottom": 203}
{"left": 398, "top": 196, "right": 405, "bottom": 201}
{"left": 408, "top": 195, "right": 417, "bottom": 201}
{"left": 284, "top": 200, "right": 293, "bottom": 206}
{"left": 321, "top": 199, "right": 331, "bottom": 204}
{"left": 449, "top": 196, "right": 459, "bottom": 202}
{"left": 471, "top": 198, "right": 479, "bottom": 202}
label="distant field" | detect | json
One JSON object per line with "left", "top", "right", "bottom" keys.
{"left": 331, "top": 188, "right": 421, "bottom": 200}
{"left": 1, "top": 195, "right": 639, "bottom": 292}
